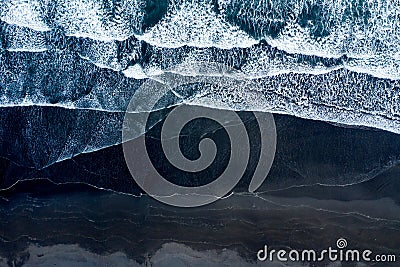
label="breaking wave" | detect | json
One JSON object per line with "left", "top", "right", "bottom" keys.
{"left": 0, "top": 0, "right": 399, "bottom": 135}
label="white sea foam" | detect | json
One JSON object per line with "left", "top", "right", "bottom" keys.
{"left": 138, "top": 1, "right": 258, "bottom": 49}
{"left": 1, "top": 0, "right": 145, "bottom": 41}
{"left": 0, "top": 0, "right": 51, "bottom": 32}
{"left": 54, "top": 0, "right": 144, "bottom": 41}
{"left": 122, "top": 64, "right": 148, "bottom": 79}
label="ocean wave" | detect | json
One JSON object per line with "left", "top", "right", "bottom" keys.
{"left": 0, "top": 1, "right": 400, "bottom": 136}
{"left": 0, "top": 47, "right": 399, "bottom": 135}
{"left": 138, "top": 1, "right": 258, "bottom": 49}
{"left": 1, "top": 0, "right": 399, "bottom": 56}
{"left": 1, "top": 0, "right": 400, "bottom": 80}
{"left": 0, "top": 0, "right": 145, "bottom": 41}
